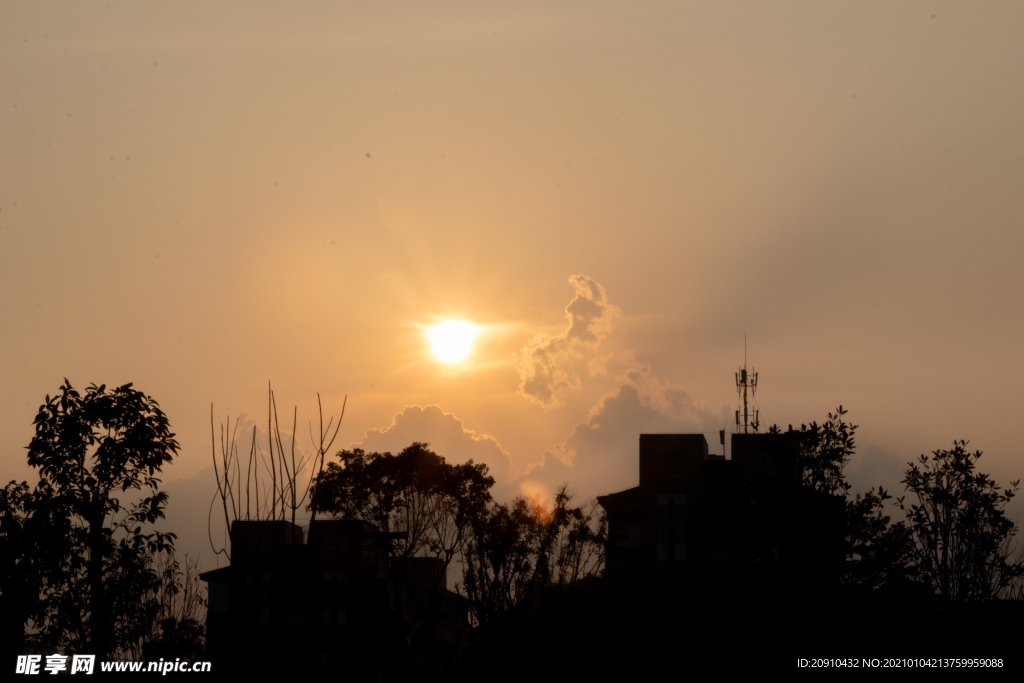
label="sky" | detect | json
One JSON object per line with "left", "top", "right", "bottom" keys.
{"left": 2, "top": 2, "right": 1023, "bottom": 567}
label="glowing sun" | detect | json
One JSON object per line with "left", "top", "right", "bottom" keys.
{"left": 428, "top": 320, "right": 480, "bottom": 364}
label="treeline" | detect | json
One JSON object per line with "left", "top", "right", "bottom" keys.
{"left": 3, "top": 383, "right": 1022, "bottom": 674}
{"left": 308, "top": 443, "right": 606, "bottom": 624}
{"left": 310, "top": 407, "right": 1024, "bottom": 674}
{"left": 769, "top": 407, "right": 1023, "bottom": 602}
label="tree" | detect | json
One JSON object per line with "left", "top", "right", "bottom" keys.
{"left": 741, "top": 408, "right": 856, "bottom": 583}
{"left": 756, "top": 407, "right": 926, "bottom": 597}
{"left": 461, "top": 485, "right": 606, "bottom": 627}
{"left": 843, "top": 486, "right": 918, "bottom": 593}
{"left": 898, "top": 441, "right": 1022, "bottom": 602}
{"left": 310, "top": 443, "right": 494, "bottom": 570}
{"left": 764, "top": 405, "right": 857, "bottom": 497}
{"left": 12, "top": 380, "right": 180, "bottom": 658}
{"left": 309, "top": 442, "right": 494, "bottom": 671}
{"left": 140, "top": 554, "right": 207, "bottom": 662}
{"left": 207, "top": 386, "right": 346, "bottom": 560}
{"left": 0, "top": 480, "right": 74, "bottom": 658}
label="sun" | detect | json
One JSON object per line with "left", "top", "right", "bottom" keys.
{"left": 428, "top": 320, "right": 480, "bottom": 364}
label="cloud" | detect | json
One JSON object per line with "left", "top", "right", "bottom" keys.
{"left": 511, "top": 276, "right": 731, "bottom": 500}
{"left": 356, "top": 405, "right": 511, "bottom": 483}
{"left": 608, "top": 350, "right": 727, "bottom": 426}
{"left": 519, "top": 380, "right": 730, "bottom": 500}
{"left": 516, "top": 275, "right": 621, "bottom": 408}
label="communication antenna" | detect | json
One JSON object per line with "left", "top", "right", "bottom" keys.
{"left": 735, "top": 334, "right": 759, "bottom": 433}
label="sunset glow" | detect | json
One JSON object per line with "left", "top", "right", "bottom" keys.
{"left": 428, "top": 321, "right": 480, "bottom": 364}
{"left": 2, "top": 7, "right": 1022, "bottom": 654}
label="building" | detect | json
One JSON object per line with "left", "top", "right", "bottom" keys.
{"left": 199, "top": 519, "right": 470, "bottom": 677}
{"left": 597, "top": 432, "right": 845, "bottom": 601}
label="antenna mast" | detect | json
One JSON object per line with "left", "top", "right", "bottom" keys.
{"left": 735, "top": 334, "right": 759, "bottom": 433}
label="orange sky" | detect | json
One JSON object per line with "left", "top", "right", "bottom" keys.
{"left": 2, "top": 2, "right": 1022, "bottom": 564}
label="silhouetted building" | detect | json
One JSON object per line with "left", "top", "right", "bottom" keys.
{"left": 199, "top": 519, "right": 469, "bottom": 678}
{"left": 598, "top": 433, "right": 844, "bottom": 601}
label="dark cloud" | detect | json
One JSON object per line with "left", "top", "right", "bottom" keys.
{"left": 516, "top": 275, "right": 621, "bottom": 408}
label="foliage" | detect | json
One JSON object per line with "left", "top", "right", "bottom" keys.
{"left": 461, "top": 486, "right": 606, "bottom": 626}
{"left": 310, "top": 443, "right": 493, "bottom": 676}
{"left": 766, "top": 405, "right": 857, "bottom": 496}
{"left": 0, "top": 480, "right": 74, "bottom": 657}
{"left": 1, "top": 380, "right": 181, "bottom": 658}
{"left": 310, "top": 443, "right": 494, "bottom": 569}
{"left": 761, "top": 406, "right": 923, "bottom": 594}
{"left": 140, "top": 554, "right": 207, "bottom": 662}
{"left": 843, "top": 486, "right": 918, "bottom": 591}
{"left": 758, "top": 409, "right": 1024, "bottom": 603}
{"left": 898, "top": 441, "right": 1022, "bottom": 602}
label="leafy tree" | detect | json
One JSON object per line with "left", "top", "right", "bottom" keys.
{"left": 758, "top": 407, "right": 924, "bottom": 595}
{"left": 0, "top": 480, "right": 74, "bottom": 658}
{"left": 765, "top": 405, "right": 857, "bottom": 496}
{"left": 309, "top": 443, "right": 494, "bottom": 675}
{"left": 6, "top": 380, "right": 181, "bottom": 658}
{"left": 843, "top": 486, "right": 918, "bottom": 592}
{"left": 744, "top": 408, "right": 856, "bottom": 576}
{"left": 140, "top": 554, "right": 207, "bottom": 662}
{"left": 897, "top": 441, "right": 1022, "bottom": 602}
{"left": 461, "top": 486, "right": 606, "bottom": 626}
{"left": 310, "top": 443, "right": 494, "bottom": 570}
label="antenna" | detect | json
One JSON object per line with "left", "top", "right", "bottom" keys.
{"left": 735, "top": 334, "right": 759, "bottom": 433}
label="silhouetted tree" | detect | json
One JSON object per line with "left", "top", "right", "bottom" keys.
{"left": 310, "top": 443, "right": 494, "bottom": 569}
{"left": 757, "top": 407, "right": 926, "bottom": 597}
{"left": 461, "top": 486, "right": 606, "bottom": 626}
{"left": 739, "top": 407, "right": 855, "bottom": 586}
{"left": 764, "top": 405, "right": 857, "bottom": 496}
{"left": 898, "top": 441, "right": 1022, "bottom": 602}
{"left": 0, "top": 480, "right": 74, "bottom": 658}
{"left": 310, "top": 442, "right": 493, "bottom": 675}
{"left": 843, "top": 486, "right": 918, "bottom": 592}
{"left": 3, "top": 380, "right": 180, "bottom": 658}
{"left": 207, "top": 386, "right": 345, "bottom": 560}
{"left": 140, "top": 554, "right": 207, "bottom": 662}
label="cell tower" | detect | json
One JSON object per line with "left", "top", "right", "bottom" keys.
{"left": 735, "top": 334, "right": 759, "bottom": 433}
